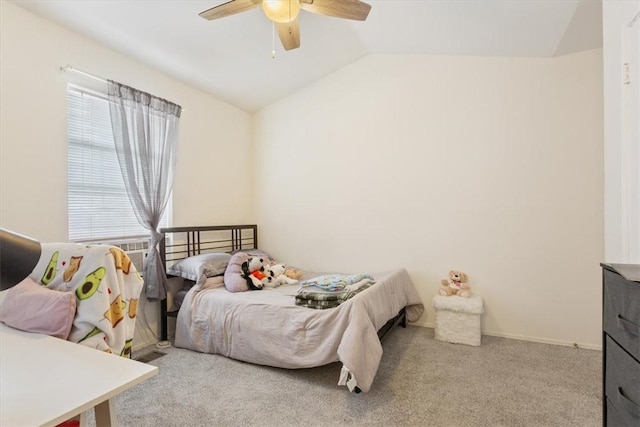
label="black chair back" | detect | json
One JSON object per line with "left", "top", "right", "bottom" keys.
{"left": 0, "top": 228, "right": 42, "bottom": 290}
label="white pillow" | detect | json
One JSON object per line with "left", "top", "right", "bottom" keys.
{"left": 167, "top": 252, "right": 232, "bottom": 284}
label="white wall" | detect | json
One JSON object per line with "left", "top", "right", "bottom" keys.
{"left": 603, "top": 0, "right": 640, "bottom": 263}
{"left": 0, "top": 1, "right": 253, "bottom": 349}
{"left": 253, "top": 51, "right": 604, "bottom": 348}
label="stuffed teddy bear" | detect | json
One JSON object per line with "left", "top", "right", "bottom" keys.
{"left": 283, "top": 267, "right": 303, "bottom": 281}
{"left": 261, "top": 264, "right": 299, "bottom": 288}
{"left": 439, "top": 270, "right": 471, "bottom": 297}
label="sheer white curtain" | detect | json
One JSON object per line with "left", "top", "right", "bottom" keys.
{"left": 107, "top": 80, "right": 181, "bottom": 300}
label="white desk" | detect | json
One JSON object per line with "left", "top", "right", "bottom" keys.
{"left": 0, "top": 323, "right": 158, "bottom": 427}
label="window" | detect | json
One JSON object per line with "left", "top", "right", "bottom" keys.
{"left": 67, "top": 85, "right": 169, "bottom": 241}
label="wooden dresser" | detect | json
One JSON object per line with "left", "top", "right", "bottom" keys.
{"left": 601, "top": 263, "right": 640, "bottom": 426}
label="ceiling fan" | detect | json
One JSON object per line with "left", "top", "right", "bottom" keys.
{"left": 199, "top": 0, "right": 372, "bottom": 51}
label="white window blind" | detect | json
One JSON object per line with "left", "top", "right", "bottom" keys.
{"left": 67, "top": 84, "right": 169, "bottom": 241}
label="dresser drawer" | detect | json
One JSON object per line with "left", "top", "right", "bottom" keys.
{"left": 607, "top": 398, "right": 638, "bottom": 427}
{"left": 604, "top": 269, "right": 640, "bottom": 361}
{"left": 605, "top": 336, "right": 640, "bottom": 426}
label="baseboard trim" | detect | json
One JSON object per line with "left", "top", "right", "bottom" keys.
{"left": 481, "top": 331, "right": 601, "bottom": 351}
{"left": 408, "top": 321, "right": 601, "bottom": 351}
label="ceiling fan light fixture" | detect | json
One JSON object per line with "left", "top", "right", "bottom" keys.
{"left": 262, "top": 0, "right": 300, "bottom": 23}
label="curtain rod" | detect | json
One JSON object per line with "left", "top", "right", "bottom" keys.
{"left": 60, "top": 65, "right": 184, "bottom": 111}
{"left": 60, "top": 65, "right": 107, "bottom": 83}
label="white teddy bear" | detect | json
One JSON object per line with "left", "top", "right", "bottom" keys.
{"left": 261, "top": 264, "right": 299, "bottom": 288}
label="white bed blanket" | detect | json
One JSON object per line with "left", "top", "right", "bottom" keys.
{"left": 175, "top": 268, "right": 424, "bottom": 392}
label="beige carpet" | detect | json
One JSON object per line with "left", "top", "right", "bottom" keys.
{"left": 97, "top": 325, "right": 601, "bottom": 426}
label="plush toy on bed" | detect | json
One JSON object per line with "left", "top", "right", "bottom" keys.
{"left": 224, "top": 252, "right": 266, "bottom": 292}
{"left": 242, "top": 256, "right": 269, "bottom": 289}
{"left": 283, "top": 267, "right": 303, "bottom": 281}
{"left": 261, "top": 264, "right": 299, "bottom": 288}
{"left": 439, "top": 270, "right": 471, "bottom": 298}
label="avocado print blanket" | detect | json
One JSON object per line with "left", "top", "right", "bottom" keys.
{"left": 28, "top": 242, "right": 144, "bottom": 357}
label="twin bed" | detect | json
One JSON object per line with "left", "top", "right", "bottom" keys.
{"left": 159, "top": 225, "right": 424, "bottom": 392}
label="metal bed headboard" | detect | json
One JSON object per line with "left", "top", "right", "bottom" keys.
{"left": 160, "top": 224, "right": 258, "bottom": 268}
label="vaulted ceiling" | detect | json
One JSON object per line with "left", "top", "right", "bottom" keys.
{"left": 11, "top": 0, "right": 602, "bottom": 112}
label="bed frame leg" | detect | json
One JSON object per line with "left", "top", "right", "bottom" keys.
{"left": 160, "top": 298, "right": 168, "bottom": 341}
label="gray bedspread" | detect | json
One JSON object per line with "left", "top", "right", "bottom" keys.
{"left": 174, "top": 268, "right": 424, "bottom": 392}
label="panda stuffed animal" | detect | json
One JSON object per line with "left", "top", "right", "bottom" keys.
{"left": 261, "top": 264, "right": 299, "bottom": 288}
{"left": 242, "top": 256, "right": 267, "bottom": 290}
{"left": 225, "top": 252, "right": 262, "bottom": 292}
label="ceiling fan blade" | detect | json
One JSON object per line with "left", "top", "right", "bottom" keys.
{"left": 276, "top": 18, "right": 301, "bottom": 51}
{"left": 199, "top": 0, "right": 261, "bottom": 20}
{"left": 300, "top": 0, "right": 371, "bottom": 21}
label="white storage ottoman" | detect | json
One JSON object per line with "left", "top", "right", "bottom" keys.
{"left": 433, "top": 295, "right": 484, "bottom": 346}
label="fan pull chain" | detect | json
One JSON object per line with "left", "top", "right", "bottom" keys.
{"left": 288, "top": 0, "right": 293, "bottom": 35}
{"left": 272, "top": 21, "right": 276, "bottom": 59}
